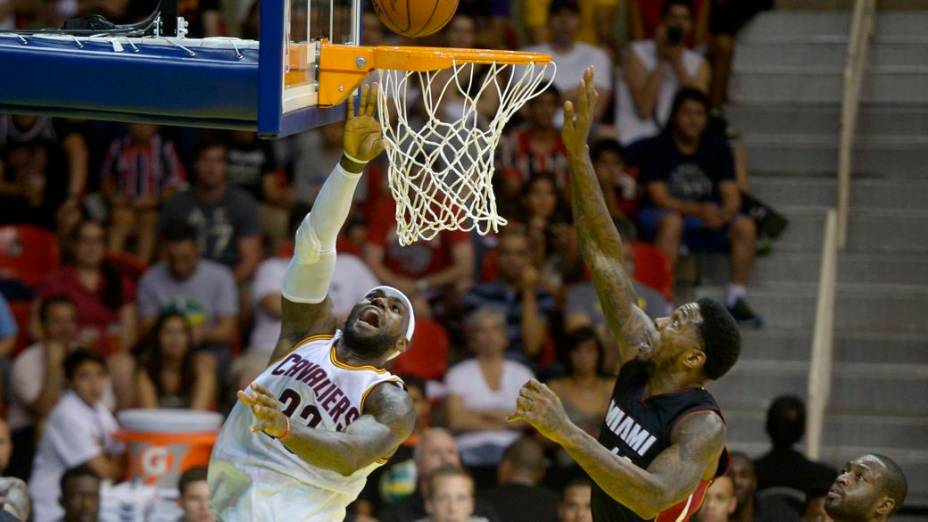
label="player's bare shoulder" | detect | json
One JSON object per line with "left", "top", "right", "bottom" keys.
{"left": 363, "top": 380, "right": 416, "bottom": 442}
{"left": 268, "top": 296, "right": 339, "bottom": 365}
{"left": 671, "top": 409, "right": 726, "bottom": 477}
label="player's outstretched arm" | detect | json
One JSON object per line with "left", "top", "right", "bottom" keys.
{"left": 509, "top": 379, "right": 725, "bottom": 519}
{"left": 239, "top": 381, "right": 415, "bottom": 476}
{"left": 564, "top": 67, "right": 651, "bottom": 365}
{"left": 269, "top": 84, "right": 385, "bottom": 365}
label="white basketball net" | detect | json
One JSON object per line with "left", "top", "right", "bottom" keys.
{"left": 376, "top": 60, "right": 555, "bottom": 245}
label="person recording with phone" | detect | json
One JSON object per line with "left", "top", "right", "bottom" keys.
{"left": 616, "top": 0, "right": 711, "bottom": 146}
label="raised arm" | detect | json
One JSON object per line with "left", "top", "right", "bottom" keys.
{"left": 268, "top": 84, "right": 385, "bottom": 365}
{"left": 564, "top": 67, "right": 653, "bottom": 365}
{"left": 240, "top": 381, "right": 415, "bottom": 476}
{"left": 510, "top": 379, "right": 725, "bottom": 519}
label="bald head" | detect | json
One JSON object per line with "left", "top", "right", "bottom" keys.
{"left": 870, "top": 454, "right": 907, "bottom": 514}
{"left": 825, "top": 453, "right": 908, "bottom": 521}
{"left": 415, "top": 428, "right": 460, "bottom": 478}
{"left": 499, "top": 437, "right": 546, "bottom": 484}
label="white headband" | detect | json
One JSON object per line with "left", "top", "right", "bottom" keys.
{"left": 370, "top": 285, "right": 416, "bottom": 343}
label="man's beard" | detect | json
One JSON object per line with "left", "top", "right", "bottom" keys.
{"left": 343, "top": 307, "right": 399, "bottom": 359}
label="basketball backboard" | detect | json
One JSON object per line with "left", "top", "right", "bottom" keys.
{"left": 0, "top": 0, "right": 363, "bottom": 138}
{"left": 257, "top": 0, "right": 362, "bottom": 137}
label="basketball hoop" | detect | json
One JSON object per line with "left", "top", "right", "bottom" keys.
{"left": 314, "top": 43, "right": 555, "bottom": 245}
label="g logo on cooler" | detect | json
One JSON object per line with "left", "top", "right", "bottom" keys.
{"left": 140, "top": 446, "right": 174, "bottom": 477}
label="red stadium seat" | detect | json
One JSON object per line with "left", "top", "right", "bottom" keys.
{"left": 392, "top": 318, "right": 449, "bottom": 381}
{"left": 631, "top": 242, "right": 674, "bottom": 302}
{"left": 0, "top": 225, "right": 60, "bottom": 289}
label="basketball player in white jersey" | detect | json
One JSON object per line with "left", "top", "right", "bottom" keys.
{"left": 208, "top": 84, "right": 417, "bottom": 521}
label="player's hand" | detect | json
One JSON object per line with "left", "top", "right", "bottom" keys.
{"left": 343, "top": 83, "right": 385, "bottom": 165}
{"left": 562, "top": 67, "right": 598, "bottom": 159}
{"left": 507, "top": 378, "right": 573, "bottom": 444}
{"left": 238, "top": 383, "right": 289, "bottom": 439}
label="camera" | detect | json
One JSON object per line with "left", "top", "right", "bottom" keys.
{"left": 666, "top": 25, "right": 683, "bottom": 45}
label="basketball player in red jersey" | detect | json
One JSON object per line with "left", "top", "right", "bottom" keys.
{"left": 509, "top": 67, "right": 741, "bottom": 521}
{"left": 208, "top": 85, "right": 417, "bottom": 520}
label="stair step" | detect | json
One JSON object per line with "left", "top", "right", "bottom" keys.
{"left": 724, "top": 411, "right": 928, "bottom": 451}
{"left": 737, "top": 328, "right": 928, "bottom": 365}
{"left": 727, "top": 104, "right": 928, "bottom": 137}
{"left": 730, "top": 67, "right": 928, "bottom": 105}
{"left": 742, "top": 135, "right": 928, "bottom": 177}
{"left": 709, "top": 360, "right": 928, "bottom": 416}
{"left": 749, "top": 177, "right": 928, "bottom": 211}
{"left": 695, "top": 282, "right": 928, "bottom": 331}
{"left": 735, "top": 42, "right": 928, "bottom": 70}
{"left": 876, "top": 12, "right": 928, "bottom": 41}
{"left": 738, "top": 12, "right": 850, "bottom": 43}
{"left": 697, "top": 251, "right": 928, "bottom": 286}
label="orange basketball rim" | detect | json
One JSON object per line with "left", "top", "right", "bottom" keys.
{"left": 287, "top": 40, "right": 554, "bottom": 106}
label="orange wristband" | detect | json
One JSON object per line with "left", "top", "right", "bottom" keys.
{"left": 277, "top": 416, "right": 292, "bottom": 441}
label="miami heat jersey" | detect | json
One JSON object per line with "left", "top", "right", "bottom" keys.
{"left": 208, "top": 332, "right": 402, "bottom": 521}
{"left": 591, "top": 359, "right": 727, "bottom": 522}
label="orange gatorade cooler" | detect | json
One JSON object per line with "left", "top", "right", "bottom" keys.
{"left": 116, "top": 409, "right": 224, "bottom": 487}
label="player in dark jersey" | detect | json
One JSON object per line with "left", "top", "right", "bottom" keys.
{"left": 508, "top": 67, "right": 741, "bottom": 522}
{"left": 825, "top": 453, "right": 908, "bottom": 522}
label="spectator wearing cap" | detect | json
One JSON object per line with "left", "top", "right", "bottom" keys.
{"left": 629, "top": 88, "right": 761, "bottom": 325}
{"left": 28, "top": 349, "right": 123, "bottom": 522}
{"left": 522, "top": 0, "right": 613, "bottom": 123}
{"left": 616, "top": 0, "right": 710, "bottom": 146}
{"left": 479, "top": 437, "right": 559, "bottom": 522}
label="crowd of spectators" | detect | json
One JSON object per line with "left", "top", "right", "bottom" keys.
{"left": 0, "top": 0, "right": 808, "bottom": 520}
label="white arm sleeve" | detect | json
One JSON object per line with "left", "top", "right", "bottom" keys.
{"left": 282, "top": 161, "right": 362, "bottom": 304}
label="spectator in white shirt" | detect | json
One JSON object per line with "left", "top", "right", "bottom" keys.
{"left": 249, "top": 205, "right": 378, "bottom": 355}
{"left": 444, "top": 307, "right": 534, "bottom": 467}
{"left": 7, "top": 296, "right": 115, "bottom": 481}
{"left": 522, "top": 0, "right": 613, "bottom": 123}
{"left": 28, "top": 349, "right": 123, "bottom": 522}
{"left": 616, "top": 0, "right": 711, "bottom": 145}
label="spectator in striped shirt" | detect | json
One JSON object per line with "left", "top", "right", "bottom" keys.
{"left": 101, "top": 123, "right": 185, "bottom": 262}
{"left": 499, "top": 86, "right": 569, "bottom": 206}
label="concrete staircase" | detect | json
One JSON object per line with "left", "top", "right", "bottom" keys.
{"left": 702, "top": 10, "right": 928, "bottom": 507}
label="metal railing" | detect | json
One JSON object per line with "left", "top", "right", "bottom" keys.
{"left": 806, "top": 0, "right": 876, "bottom": 460}
{"left": 837, "top": 0, "right": 877, "bottom": 251}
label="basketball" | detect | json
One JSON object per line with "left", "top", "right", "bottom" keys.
{"left": 371, "top": 0, "right": 459, "bottom": 38}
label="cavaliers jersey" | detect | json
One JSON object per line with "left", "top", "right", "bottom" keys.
{"left": 208, "top": 332, "right": 403, "bottom": 521}
{"left": 591, "top": 359, "right": 727, "bottom": 522}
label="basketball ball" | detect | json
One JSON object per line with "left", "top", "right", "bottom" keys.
{"left": 371, "top": 0, "right": 460, "bottom": 38}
